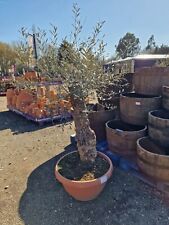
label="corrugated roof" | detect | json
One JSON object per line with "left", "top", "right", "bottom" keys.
{"left": 106, "top": 54, "right": 169, "bottom": 64}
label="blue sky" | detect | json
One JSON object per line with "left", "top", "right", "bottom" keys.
{"left": 0, "top": 0, "right": 169, "bottom": 57}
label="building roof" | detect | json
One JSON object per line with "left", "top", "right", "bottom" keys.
{"left": 106, "top": 54, "right": 169, "bottom": 65}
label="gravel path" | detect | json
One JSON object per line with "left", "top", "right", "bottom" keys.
{"left": 0, "top": 96, "right": 169, "bottom": 225}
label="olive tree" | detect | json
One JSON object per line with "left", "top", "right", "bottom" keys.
{"left": 18, "top": 4, "right": 121, "bottom": 166}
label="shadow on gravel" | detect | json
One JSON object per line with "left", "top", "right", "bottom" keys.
{"left": 18, "top": 147, "right": 169, "bottom": 225}
{"left": 0, "top": 110, "right": 72, "bottom": 134}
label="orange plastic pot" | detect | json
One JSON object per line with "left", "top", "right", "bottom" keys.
{"left": 55, "top": 151, "right": 113, "bottom": 201}
{"left": 24, "top": 71, "right": 37, "bottom": 81}
{"left": 6, "top": 89, "right": 14, "bottom": 106}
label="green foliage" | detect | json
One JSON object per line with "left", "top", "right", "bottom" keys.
{"left": 115, "top": 32, "right": 140, "bottom": 59}
{"left": 57, "top": 40, "right": 74, "bottom": 65}
{"left": 144, "top": 35, "right": 169, "bottom": 55}
{"left": 17, "top": 3, "right": 118, "bottom": 102}
{"left": 0, "top": 42, "right": 17, "bottom": 74}
{"left": 14, "top": 27, "right": 36, "bottom": 70}
{"left": 154, "top": 44, "right": 169, "bottom": 54}
{"left": 145, "top": 35, "right": 156, "bottom": 53}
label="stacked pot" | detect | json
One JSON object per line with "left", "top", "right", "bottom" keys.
{"left": 106, "top": 67, "right": 169, "bottom": 175}
{"left": 137, "top": 87, "right": 169, "bottom": 182}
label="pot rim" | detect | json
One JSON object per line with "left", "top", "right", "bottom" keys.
{"left": 106, "top": 120, "right": 147, "bottom": 133}
{"left": 55, "top": 151, "right": 113, "bottom": 185}
{"left": 121, "top": 92, "right": 161, "bottom": 99}
{"left": 88, "top": 108, "right": 116, "bottom": 114}
{"left": 162, "top": 85, "right": 169, "bottom": 89}
{"left": 149, "top": 110, "right": 169, "bottom": 121}
{"left": 137, "top": 136, "right": 169, "bottom": 159}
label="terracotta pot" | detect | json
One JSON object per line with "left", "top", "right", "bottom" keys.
{"left": 37, "top": 86, "right": 46, "bottom": 97}
{"left": 25, "top": 71, "right": 37, "bottom": 81}
{"left": 6, "top": 89, "right": 14, "bottom": 107}
{"left": 55, "top": 151, "right": 113, "bottom": 201}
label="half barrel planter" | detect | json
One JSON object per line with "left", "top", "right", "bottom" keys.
{"left": 162, "top": 86, "right": 169, "bottom": 111}
{"left": 106, "top": 120, "right": 147, "bottom": 155}
{"left": 137, "top": 137, "right": 169, "bottom": 181}
{"left": 148, "top": 110, "right": 169, "bottom": 149}
{"left": 88, "top": 108, "right": 116, "bottom": 142}
{"left": 133, "top": 67, "right": 169, "bottom": 95}
{"left": 120, "top": 93, "right": 162, "bottom": 126}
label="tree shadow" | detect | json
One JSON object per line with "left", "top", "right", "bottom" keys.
{"left": 18, "top": 146, "right": 117, "bottom": 225}
{"left": 18, "top": 146, "right": 169, "bottom": 225}
{"left": 0, "top": 110, "right": 72, "bottom": 135}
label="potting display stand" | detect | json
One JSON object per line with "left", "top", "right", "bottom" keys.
{"left": 0, "top": 92, "right": 6, "bottom": 96}
{"left": 8, "top": 106, "right": 72, "bottom": 125}
{"left": 6, "top": 80, "right": 72, "bottom": 125}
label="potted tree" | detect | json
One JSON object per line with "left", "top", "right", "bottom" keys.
{"left": 18, "top": 4, "right": 123, "bottom": 201}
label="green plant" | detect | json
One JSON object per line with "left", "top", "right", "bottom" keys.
{"left": 18, "top": 4, "right": 123, "bottom": 166}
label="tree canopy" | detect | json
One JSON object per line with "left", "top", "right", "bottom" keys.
{"left": 145, "top": 35, "right": 156, "bottom": 53}
{"left": 115, "top": 32, "right": 140, "bottom": 59}
{"left": 0, "top": 42, "right": 17, "bottom": 74}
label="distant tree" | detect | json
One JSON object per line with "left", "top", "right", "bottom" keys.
{"left": 155, "top": 44, "right": 169, "bottom": 54}
{"left": 13, "top": 28, "right": 34, "bottom": 70}
{"left": 145, "top": 35, "right": 156, "bottom": 53}
{"left": 115, "top": 32, "right": 140, "bottom": 59}
{"left": 57, "top": 40, "right": 74, "bottom": 64}
{"left": 0, "top": 42, "right": 17, "bottom": 74}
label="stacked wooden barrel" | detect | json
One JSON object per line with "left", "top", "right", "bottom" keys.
{"left": 120, "top": 93, "right": 161, "bottom": 126}
{"left": 88, "top": 106, "right": 116, "bottom": 142}
{"left": 131, "top": 67, "right": 169, "bottom": 182}
{"left": 106, "top": 67, "right": 169, "bottom": 182}
{"left": 106, "top": 120, "right": 146, "bottom": 155}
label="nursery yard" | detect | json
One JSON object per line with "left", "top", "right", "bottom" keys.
{"left": 0, "top": 96, "right": 169, "bottom": 225}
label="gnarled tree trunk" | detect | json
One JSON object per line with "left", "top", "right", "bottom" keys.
{"left": 71, "top": 94, "right": 97, "bottom": 163}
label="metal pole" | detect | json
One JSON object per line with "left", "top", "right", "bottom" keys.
{"left": 33, "top": 33, "right": 38, "bottom": 60}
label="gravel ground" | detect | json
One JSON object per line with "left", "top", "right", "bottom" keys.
{"left": 0, "top": 96, "right": 169, "bottom": 225}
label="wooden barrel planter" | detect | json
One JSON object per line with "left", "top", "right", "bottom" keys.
{"left": 162, "top": 86, "right": 169, "bottom": 111}
{"left": 88, "top": 107, "right": 116, "bottom": 142}
{"left": 120, "top": 93, "right": 161, "bottom": 126}
{"left": 137, "top": 137, "right": 169, "bottom": 181}
{"left": 133, "top": 67, "right": 169, "bottom": 95}
{"left": 148, "top": 109, "right": 169, "bottom": 148}
{"left": 106, "top": 120, "right": 147, "bottom": 155}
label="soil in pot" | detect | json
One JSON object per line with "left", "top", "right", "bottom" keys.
{"left": 150, "top": 109, "right": 169, "bottom": 119}
{"left": 58, "top": 151, "right": 110, "bottom": 181}
{"left": 107, "top": 120, "right": 145, "bottom": 131}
